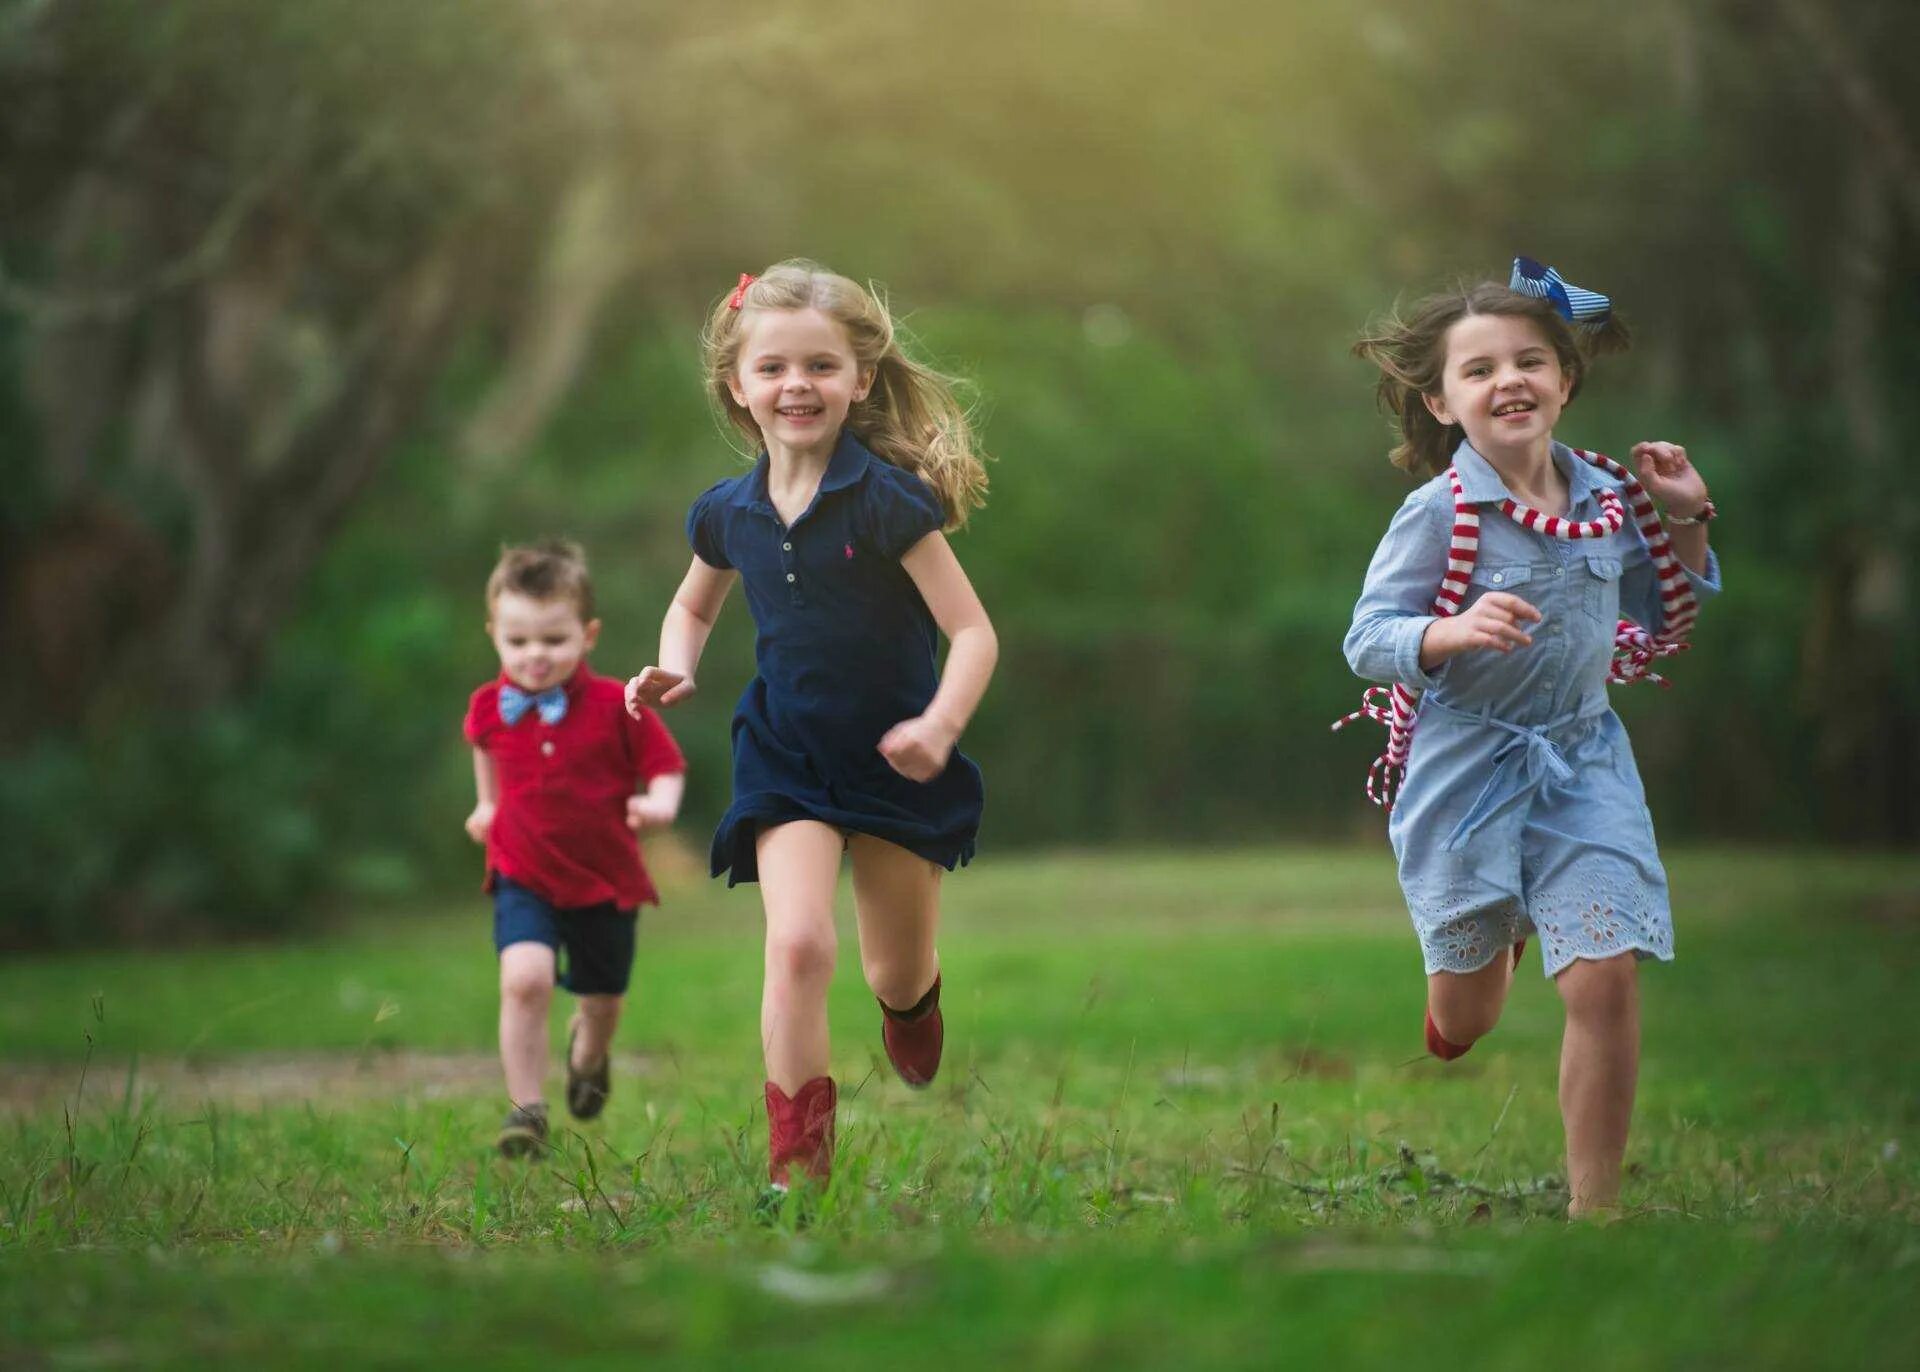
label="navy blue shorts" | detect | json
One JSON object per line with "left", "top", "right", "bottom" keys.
{"left": 491, "top": 874, "right": 638, "bottom": 996}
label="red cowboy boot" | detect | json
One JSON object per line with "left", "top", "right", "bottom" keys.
{"left": 1425, "top": 941, "right": 1520, "bottom": 1061}
{"left": 879, "top": 974, "right": 943, "bottom": 1088}
{"left": 765, "top": 1076, "right": 837, "bottom": 1187}
{"left": 1424, "top": 1008, "right": 1473, "bottom": 1061}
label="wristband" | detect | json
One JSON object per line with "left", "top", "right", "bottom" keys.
{"left": 1666, "top": 498, "right": 1716, "bottom": 526}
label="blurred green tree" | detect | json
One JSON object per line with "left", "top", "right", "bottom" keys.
{"left": 0, "top": 0, "right": 1913, "bottom": 944}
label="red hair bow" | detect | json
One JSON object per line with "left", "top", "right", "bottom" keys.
{"left": 726, "top": 273, "right": 756, "bottom": 309}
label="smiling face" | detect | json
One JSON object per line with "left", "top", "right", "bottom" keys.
{"left": 487, "top": 591, "right": 598, "bottom": 692}
{"left": 727, "top": 307, "right": 873, "bottom": 459}
{"left": 1421, "top": 312, "right": 1574, "bottom": 461}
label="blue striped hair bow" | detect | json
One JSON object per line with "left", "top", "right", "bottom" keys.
{"left": 499, "top": 683, "right": 568, "bottom": 727}
{"left": 1510, "top": 256, "right": 1612, "bottom": 329}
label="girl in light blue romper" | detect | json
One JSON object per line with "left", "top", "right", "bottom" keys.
{"left": 1342, "top": 262, "right": 1721, "bottom": 1215}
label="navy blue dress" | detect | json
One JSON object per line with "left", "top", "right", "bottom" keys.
{"left": 687, "top": 431, "right": 985, "bottom": 886}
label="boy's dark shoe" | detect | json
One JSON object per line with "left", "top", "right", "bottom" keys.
{"left": 879, "top": 974, "right": 943, "bottom": 1088}
{"left": 497, "top": 1102, "right": 550, "bottom": 1158}
{"left": 566, "top": 1022, "right": 611, "bottom": 1120}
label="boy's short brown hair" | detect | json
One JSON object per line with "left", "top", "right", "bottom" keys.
{"left": 485, "top": 540, "right": 595, "bottom": 621}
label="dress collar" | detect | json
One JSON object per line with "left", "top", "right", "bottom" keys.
{"left": 729, "top": 429, "right": 874, "bottom": 519}
{"left": 1451, "top": 439, "right": 1605, "bottom": 511}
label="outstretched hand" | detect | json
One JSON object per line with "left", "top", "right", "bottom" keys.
{"left": 1420, "top": 592, "right": 1542, "bottom": 668}
{"left": 625, "top": 667, "right": 694, "bottom": 716}
{"left": 1631, "top": 441, "right": 1709, "bottom": 518}
{"left": 878, "top": 714, "right": 957, "bottom": 782}
{"left": 626, "top": 794, "right": 675, "bottom": 833}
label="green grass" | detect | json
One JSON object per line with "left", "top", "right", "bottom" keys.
{"left": 3, "top": 847, "right": 1917, "bottom": 1368}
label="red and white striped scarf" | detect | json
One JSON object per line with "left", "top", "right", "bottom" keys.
{"left": 1335, "top": 449, "right": 1695, "bottom": 811}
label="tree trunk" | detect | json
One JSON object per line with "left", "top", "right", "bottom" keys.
{"left": 1800, "top": 148, "right": 1910, "bottom": 840}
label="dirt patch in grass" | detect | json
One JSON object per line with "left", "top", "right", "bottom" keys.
{"left": 0, "top": 1050, "right": 661, "bottom": 1115}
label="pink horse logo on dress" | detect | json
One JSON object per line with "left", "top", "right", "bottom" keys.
{"left": 844, "top": 542, "right": 854, "bottom": 560}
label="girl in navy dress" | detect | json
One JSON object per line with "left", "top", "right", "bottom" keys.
{"left": 626, "top": 260, "right": 995, "bottom": 1192}
{"left": 1340, "top": 260, "right": 1721, "bottom": 1216}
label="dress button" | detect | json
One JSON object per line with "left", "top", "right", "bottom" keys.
{"left": 1491, "top": 572, "right": 1504, "bottom": 584}
{"left": 782, "top": 542, "right": 792, "bottom": 551}
{"left": 785, "top": 572, "right": 796, "bottom": 583}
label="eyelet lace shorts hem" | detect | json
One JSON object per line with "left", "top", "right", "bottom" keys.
{"left": 1411, "top": 888, "right": 1673, "bottom": 978}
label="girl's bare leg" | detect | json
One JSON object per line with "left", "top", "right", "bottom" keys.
{"left": 1426, "top": 948, "right": 1517, "bottom": 1047}
{"left": 498, "top": 942, "right": 556, "bottom": 1107}
{"left": 754, "top": 820, "right": 844, "bottom": 1093}
{"left": 847, "top": 833, "right": 941, "bottom": 1011}
{"left": 1553, "top": 952, "right": 1640, "bottom": 1217}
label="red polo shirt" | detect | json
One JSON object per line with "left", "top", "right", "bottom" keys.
{"left": 463, "top": 666, "right": 686, "bottom": 909}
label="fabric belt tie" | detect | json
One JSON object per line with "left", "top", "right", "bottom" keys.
{"left": 1334, "top": 446, "right": 1697, "bottom": 817}
{"left": 1430, "top": 701, "right": 1584, "bottom": 852}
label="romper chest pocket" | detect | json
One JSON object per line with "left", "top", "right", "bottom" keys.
{"left": 1581, "top": 554, "right": 1623, "bottom": 623}
{"left": 1467, "top": 563, "right": 1534, "bottom": 608}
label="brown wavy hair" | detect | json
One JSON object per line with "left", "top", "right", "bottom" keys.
{"left": 1353, "top": 281, "right": 1630, "bottom": 479}
{"left": 701, "top": 259, "right": 988, "bottom": 530}
{"left": 486, "top": 539, "right": 594, "bottom": 620}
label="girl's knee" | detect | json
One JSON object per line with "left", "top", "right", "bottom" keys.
{"left": 767, "top": 926, "right": 837, "bottom": 987}
{"left": 1427, "top": 963, "right": 1510, "bottom": 1043}
{"left": 1431, "top": 995, "right": 1504, "bottom": 1044}
{"left": 862, "top": 955, "right": 933, "bottom": 1011}
{"left": 1556, "top": 953, "right": 1638, "bottom": 1019}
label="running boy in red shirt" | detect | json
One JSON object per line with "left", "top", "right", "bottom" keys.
{"left": 463, "top": 541, "right": 687, "bottom": 1157}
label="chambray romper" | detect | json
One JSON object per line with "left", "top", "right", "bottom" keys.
{"left": 686, "top": 430, "right": 984, "bottom": 886}
{"left": 1343, "top": 441, "right": 1722, "bottom": 977}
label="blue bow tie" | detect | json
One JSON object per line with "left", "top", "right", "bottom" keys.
{"left": 499, "top": 684, "right": 568, "bottom": 727}
{"left": 1511, "top": 256, "right": 1612, "bottom": 329}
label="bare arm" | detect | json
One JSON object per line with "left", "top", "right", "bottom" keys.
{"left": 1634, "top": 441, "right": 1712, "bottom": 576}
{"left": 878, "top": 531, "right": 998, "bottom": 781}
{"left": 465, "top": 747, "right": 498, "bottom": 844}
{"left": 626, "top": 770, "right": 686, "bottom": 831}
{"left": 1664, "top": 520, "right": 1710, "bottom": 578}
{"left": 626, "top": 556, "right": 738, "bottom": 715}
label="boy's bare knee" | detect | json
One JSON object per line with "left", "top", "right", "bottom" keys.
{"left": 501, "top": 967, "right": 552, "bottom": 1007}
{"left": 499, "top": 946, "right": 555, "bottom": 1007}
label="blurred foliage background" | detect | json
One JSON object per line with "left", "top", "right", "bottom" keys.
{"left": 1, "top": 0, "right": 1914, "bottom": 946}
